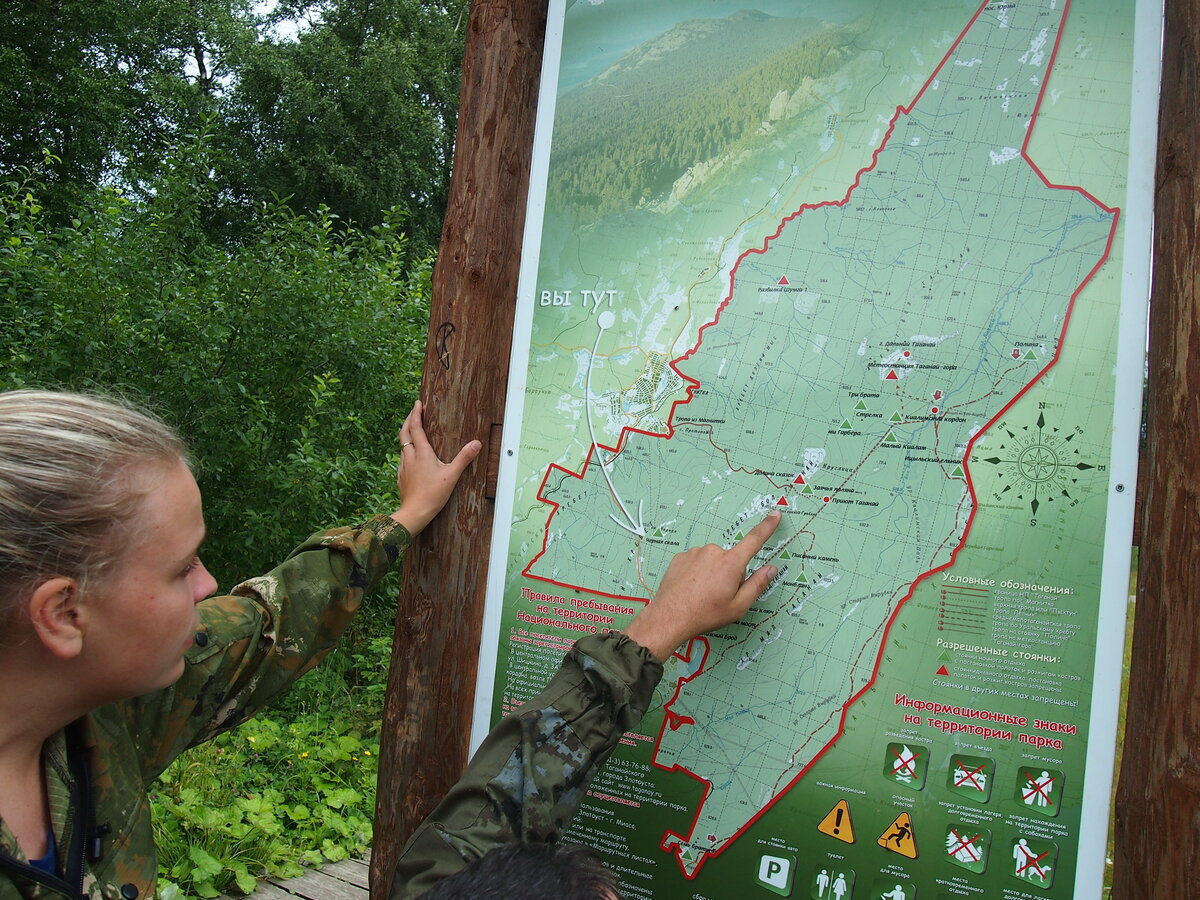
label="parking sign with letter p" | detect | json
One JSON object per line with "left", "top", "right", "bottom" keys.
{"left": 756, "top": 853, "right": 795, "bottom": 895}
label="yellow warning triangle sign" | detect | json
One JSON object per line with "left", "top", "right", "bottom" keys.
{"left": 817, "top": 799, "right": 855, "bottom": 844}
{"left": 877, "top": 811, "right": 918, "bottom": 859}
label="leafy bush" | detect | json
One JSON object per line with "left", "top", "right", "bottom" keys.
{"left": 0, "top": 137, "right": 430, "bottom": 587}
{"left": 152, "top": 702, "right": 383, "bottom": 897}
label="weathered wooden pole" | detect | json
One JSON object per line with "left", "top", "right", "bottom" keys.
{"left": 1113, "top": 0, "right": 1199, "bottom": 895}
{"left": 370, "top": 1, "right": 550, "bottom": 896}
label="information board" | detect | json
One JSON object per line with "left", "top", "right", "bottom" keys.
{"left": 474, "top": 1, "right": 1161, "bottom": 897}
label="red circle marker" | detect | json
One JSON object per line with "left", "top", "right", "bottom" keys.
{"left": 903, "top": 350, "right": 911, "bottom": 357}
{"left": 823, "top": 496, "right": 831, "bottom": 503}
{"left": 932, "top": 406, "right": 939, "bottom": 414}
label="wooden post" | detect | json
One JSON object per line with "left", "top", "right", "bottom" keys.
{"left": 1113, "top": 0, "right": 1200, "bottom": 895}
{"left": 370, "top": 1, "right": 550, "bottom": 896}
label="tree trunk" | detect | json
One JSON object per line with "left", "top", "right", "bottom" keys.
{"left": 369, "top": 1, "right": 550, "bottom": 897}
{"left": 1113, "top": 0, "right": 1200, "bottom": 895}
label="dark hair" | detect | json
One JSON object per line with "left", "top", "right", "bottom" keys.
{"left": 418, "top": 842, "right": 622, "bottom": 900}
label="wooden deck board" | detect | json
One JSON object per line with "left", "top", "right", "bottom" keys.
{"left": 319, "top": 859, "right": 369, "bottom": 889}
{"left": 236, "top": 883, "right": 306, "bottom": 900}
{"left": 259, "top": 868, "right": 363, "bottom": 900}
{"left": 220, "top": 852, "right": 369, "bottom": 900}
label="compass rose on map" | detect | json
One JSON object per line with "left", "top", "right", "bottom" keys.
{"left": 973, "top": 411, "right": 1101, "bottom": 520}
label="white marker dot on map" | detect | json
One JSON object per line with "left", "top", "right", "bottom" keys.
{"left": 598, "top": 310, "right": 615, "bottom": 330}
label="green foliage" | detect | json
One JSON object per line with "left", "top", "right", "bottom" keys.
{"left": 0, "top": 0, "right": 253, "bottom": 218}
{"left": 223, "top": 0, "right": 468, "bottom": 256}
{"left": 151, "top": 677, "right": 384, "bottom": 897}
{"left": 0, "top": 138, "right": 429, "bottom": 588}
{"left": 0, "top": 0, "right": 467, "bottom": 250}
{"left": 550, "top": 12, "right": 862, "bottom": 217}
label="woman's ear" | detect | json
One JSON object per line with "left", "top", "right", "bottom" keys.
{"left": 28, "top": 577, "right": 85, "bottom": 659}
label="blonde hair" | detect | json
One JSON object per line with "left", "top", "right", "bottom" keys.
{"left": 0, "top": 390, "right": 188, "bottom": 620}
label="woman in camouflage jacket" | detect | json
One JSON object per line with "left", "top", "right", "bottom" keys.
{"left": 0, "top": 390, "right": 779, "bottom": 900}
{"left": 0, "top": 391, "right": 478, "bottom": 899}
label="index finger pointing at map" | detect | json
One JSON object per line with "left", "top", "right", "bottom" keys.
{"left": 733, "top": 510, "right": 783, "bottom": 566}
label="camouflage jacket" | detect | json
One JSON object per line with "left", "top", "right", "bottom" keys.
{"left": 390, "top": 631, "right": 663, "bottom": 899}
{"left": 0, "top": 515, "right": 412, "bottom": 900}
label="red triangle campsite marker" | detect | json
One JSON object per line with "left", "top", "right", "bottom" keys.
{"left": 777, "top": 496, "right": 789, "bottom": 506}
{"left": 778, "top": 275, "right": 790, "bottom": 286}
{"left": 937, "top": 665, "right": 950, "bottom": 676}
{"left": 793, "top": 474, "right": 806, "bottom": 485}
{"left": 886, "top": 370, "right": 899, "bottom": 380}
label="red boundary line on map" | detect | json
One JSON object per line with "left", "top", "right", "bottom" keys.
{"left": 519, "top": 0, "right": 1119, "bottom": 878}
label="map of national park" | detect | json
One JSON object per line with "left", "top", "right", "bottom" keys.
{"left": 523, "top": 0, "right": 1114, "bottom": 875}
{"left": 487, "top": 0, "right": 1150, "bottom": 895}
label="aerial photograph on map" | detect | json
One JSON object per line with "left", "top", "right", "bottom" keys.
{"left": 480, "top": 1, "right": 1153, "bottom": 897}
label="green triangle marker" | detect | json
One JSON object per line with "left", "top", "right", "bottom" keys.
{"left": 952, "top": 466, "right": 965, "bottom": 478}
{"left": 1025, "top": 349, "right": 1037, "bottom": 360}
{"left": 855, "top": 399, "right": 868, "bottom": 410}
{"left": 797, "top": 571, "right": 809, "bottom": 584}
{"left": 890, "top": 411, "right": 904, "bottom": 422}
{"left": 780, "top": 550, "right": 792, "bottom": 560}
{"left": 885, "top": 431, "right": 899, "bottom": 443}
{"left": 801, "top": 484, "right": 815, "bottom": 495}
{"left": 654, "top": 528, "right": 664, "bottom": 537}
{"left": 840, "top": 419, "right": 853, "bottom": 430}
{"left": 938, "top": 650, "right": 953, "bottom": 662}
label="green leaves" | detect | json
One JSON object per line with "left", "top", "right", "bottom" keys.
{"left": 187, "top": 846, "right": 224, "bottom": 881}
{"left": 0, "top": 160, "right": 429, "bottom": 588}
{"left": 0, "top": 0, "right": 247, "bottom": 217}
{"left": 222, "top": 0, "right": 467, "bottom": 254}
{"left": 152, "top": 698, "right": 384, "bottom": 897}
{"left": 3, "top": 0, "right": 465, "bottom": 254}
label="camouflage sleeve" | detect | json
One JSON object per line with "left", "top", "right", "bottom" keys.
{"left": 388, "top": 630, "right": 663, "bottom": 900}
{"left": 125, "top": 515, "right": 412, "bottom": 778}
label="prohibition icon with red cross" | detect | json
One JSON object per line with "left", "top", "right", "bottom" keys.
{"left": 1013, "top": 766, "right": 1064, "bottom": 818}
{"left": 1010, "top": 836, "right": 1058, "bottom": 888}
{"left": 944, "top": 824, "right": 990, "bottom": 874}
{"left": 883, "top": 742, "right": 928, "bottom": 790}
{"left": 946, "top": 753, "right": 995, "bottom": 803}
{"left": 957, "top": 764, "right": 985, "bottom": 790}
{"left": 1016, "top": 843, "right": 1050, "bottom": 877}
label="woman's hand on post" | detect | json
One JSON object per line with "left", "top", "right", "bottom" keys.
{"left": 623, "top": 511, "right": 782, "bottom": 662}
{"left": 390, "top": 400, "right": 482, "bottom": 536}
